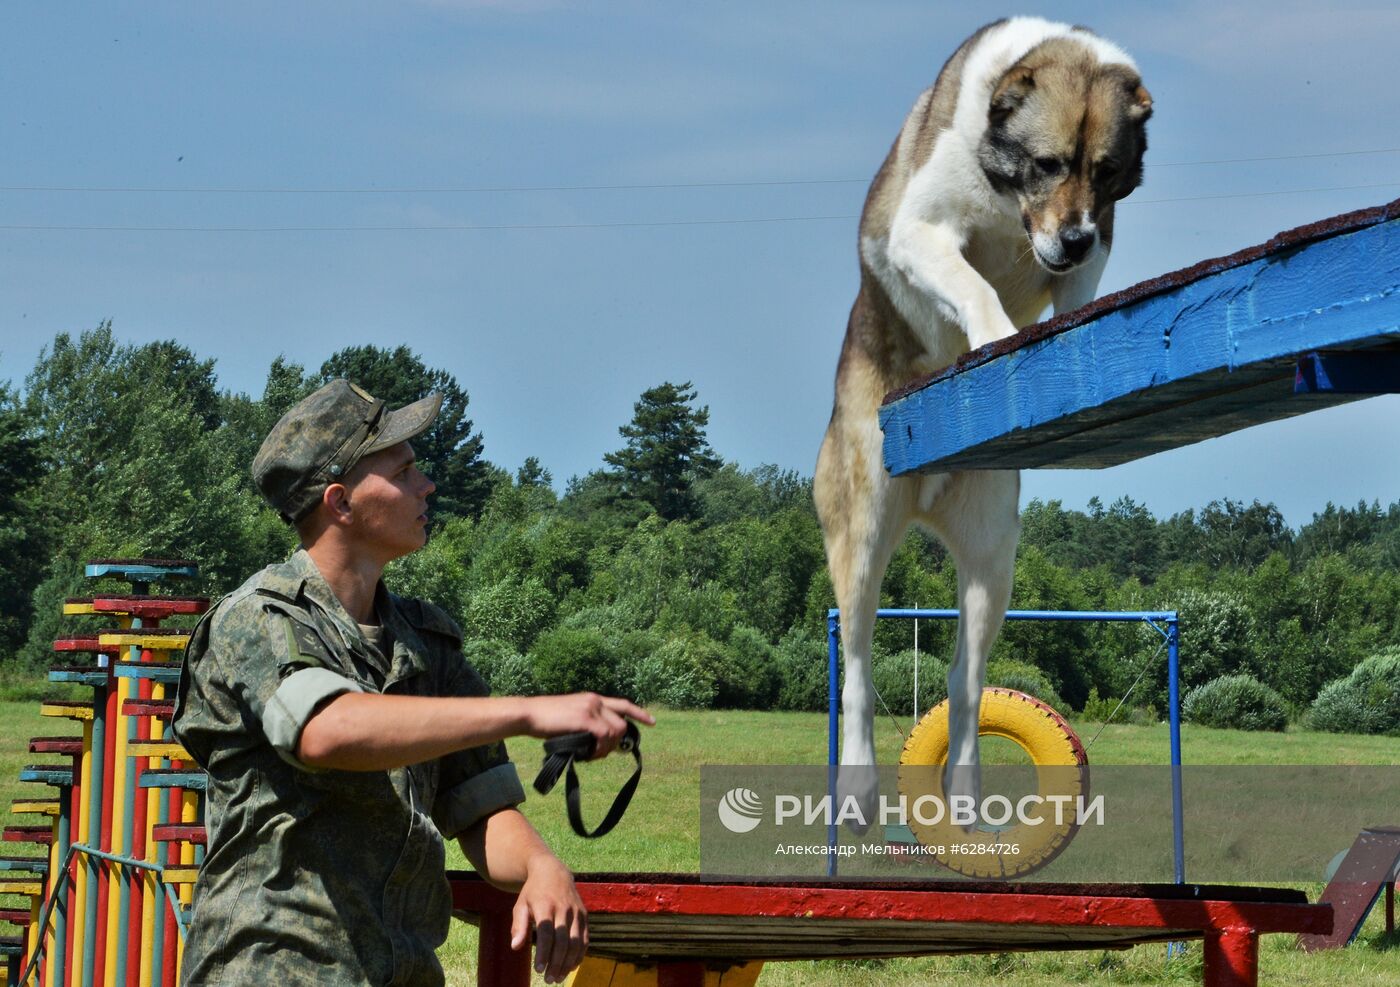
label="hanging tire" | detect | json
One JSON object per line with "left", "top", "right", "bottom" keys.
{"left": 896, "top": 687, "right": 1089, "bottom": 878}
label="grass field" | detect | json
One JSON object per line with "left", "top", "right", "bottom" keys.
{"left": 3, "top": 699, "right": 1398, "bottom": 985}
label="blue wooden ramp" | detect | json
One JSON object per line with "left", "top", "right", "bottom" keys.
{"left": 880, "top": 199, "right": 1400, "bottom": 474}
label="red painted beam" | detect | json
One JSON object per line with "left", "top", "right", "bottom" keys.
{"left": 28, "top": 738, "right": 85, "bottom": 756}
{"left": 453, "top": 878, "right": 1329, "bottom": 938}
{"left": 91, "top": 596, "right": 209, "bottom": 618}
{"left": 149, "top": 825, "right": 205, "bottom": 846}
{"left": 452, "top": 875, "right": 1331, "bottom": 987}
{"left": 52, "top": 639, "right": 107, "bottom": 653}
{"left": 2, "top": 828, "right": 53, "bottom": 846}
{"left": 121, "top": 700, "right": 175, "bottom": 719}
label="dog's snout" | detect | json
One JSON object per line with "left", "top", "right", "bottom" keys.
{"left": 1059, "top": 228, "right": 1095, "bottom": 263}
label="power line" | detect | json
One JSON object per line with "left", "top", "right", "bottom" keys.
{"left": 1125, "top": 180, "right": 1400, "bottom": 206}
{"left": 2, "top": 147, "right": 1398, "bottom": 196}
{"left": 0, "top": 214, "right": 860, "bottom": 233}
{"left": 1, "top": 181, "right": 1395, "bottom": 234}
{"left": 0, "top": 179, "right": 866, "bottom": 195}
{"left": 1149, "top": 147, "right": 1400, "bottom": 167}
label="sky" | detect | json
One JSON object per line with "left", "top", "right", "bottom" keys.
{"left": 2, "top": 1, "right": 1398, "bottom": 528}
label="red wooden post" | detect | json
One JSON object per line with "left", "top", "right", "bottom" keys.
{"left": 1203, "top": 929, "right": 1258, "bottom": 987}
{"left": 477, "top": 911, "right": 531, "bottom": 987}
{"left": 126, "top": 674, "right": 152, "bottom": 985}
{"left": 93, "top": 673, "right": 118, "bottom": 979}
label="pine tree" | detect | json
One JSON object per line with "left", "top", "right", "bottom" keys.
{"left": 603, "top": 381, "right": 720, "bottom": 521}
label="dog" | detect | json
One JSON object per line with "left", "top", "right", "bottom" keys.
{"left": 814, "top": 17, "right": 1151, "bottom": 828}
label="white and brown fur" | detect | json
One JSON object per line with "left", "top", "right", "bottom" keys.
{"left": 814, "top": 17, "right": 1151, "bottom": 824}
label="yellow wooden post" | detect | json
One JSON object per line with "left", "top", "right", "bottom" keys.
{"left": 101, "top": 670, "right": 130, "bottom": 986}
{"left": 27, "top": 893, "right": 42, "bottom": 987}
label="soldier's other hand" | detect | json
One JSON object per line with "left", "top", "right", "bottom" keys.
{"left": 526, "top": 693, "right": 654, "bottom": 759}
{"left": 511, "top": 855, "right": 586, "bottom": 984}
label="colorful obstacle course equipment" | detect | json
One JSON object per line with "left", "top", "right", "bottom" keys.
{"left": 897, "top": 687, "right": 1089, "bottom": 879}
{"left": 452, "top": 873, "right": 1331, "bottom": 987}
{"left": 827, "top": 607, "right": 1185, "bottom": 882}
{"left": 2, "top": 560, "right": 207, "bottom": 987}
{"left": 1300, "top": 826, "right": 1400, "bottom": 951}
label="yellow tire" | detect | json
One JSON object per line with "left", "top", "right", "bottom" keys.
{"left": 897, "top": 687, "right": 1088, "bottom": 878}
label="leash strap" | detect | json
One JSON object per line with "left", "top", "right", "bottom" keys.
{"left": 532, "top": 721, "right": 642, "bottom": 839}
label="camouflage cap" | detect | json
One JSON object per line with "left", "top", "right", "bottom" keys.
{"left": 253, "top": 379, "right": 442, "bottom": 523}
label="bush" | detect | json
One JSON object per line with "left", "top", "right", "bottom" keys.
{"left": 1079, "top": 687, "right": 1118, "bottom": 722}
{"left": 463, "top": 576, "right": 556, "bottom": 653}
{"left": 872, "top": 649, "right": 948, "bottom": 718}
{"left": 772, "top": 628, "right": 829, "bottom": 711}
{"left": 462, "top": 638, "right": 538, "bottom": 697}
{"left": 1078, "top": 686, "right": 1156, "bottom": 726}
{"left": 986, "top": 658, "right": 1063, "bottom": 712}
{"left": 1308, "top": 646, "right": 1400, "bottom": 735}
{"left": 717, "top": 625, "right": 780, "bottom": 709}
{"left": 1183, "top": 674, "right": 1288, "bottom": 731}
{"left": 624, "top": 635, "right": 718, "bottom": 709}
{"left": 527, "top": 626, "right": 618, "bottom": 695}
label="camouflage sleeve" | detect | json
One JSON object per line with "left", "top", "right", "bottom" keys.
{"left": 418, "top": 608, "right": 526, "bottom": 838}
{"left": 265, "top": 668, "right": 364, "bottom": 769}
{"left": 182, "top": 594, "right": 362, "bottom": 772}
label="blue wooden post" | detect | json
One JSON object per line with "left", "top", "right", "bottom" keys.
{"left": 826, "top": 610, "right": 840, "bottom": 877}
{"left": 1167, "top": 617, "right": 1185, "bottom": 884}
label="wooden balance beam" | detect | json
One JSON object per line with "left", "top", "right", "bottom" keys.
{"left": 880, "top": 198, "right": 1400, "bottom": 474}
{"left": 451, "top": 873, "right": 1330, "bottom": 987}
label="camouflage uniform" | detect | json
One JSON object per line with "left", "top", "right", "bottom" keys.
{"left": 172, "top": 549, "right": 526, "bottom": 985}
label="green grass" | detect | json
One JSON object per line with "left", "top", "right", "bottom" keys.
{"left": 3, "top": 698, "right": 1398, "bottom": 985}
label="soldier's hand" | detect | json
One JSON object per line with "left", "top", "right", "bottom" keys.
{"left": 511, "top": 855, "right": 587, "bottom": 984}
{"left": 525, "top": 693, "right": 654, "bottom": 759}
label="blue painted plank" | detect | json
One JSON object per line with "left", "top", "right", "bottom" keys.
{"left": 47, "top": 669, "right": 108, "bottom": 686}
{"left": 880, "top": 206, "right": 1400, "bottom": 473}
{"left": 84, "top": 561, "right": 198, "bottom": 580}
{"left": 19, "top": 767, "right": 73, "bottom": 786}
{"left": 138, "top": 771, "right": 206, "bottom": 791}
{"left": 112, "top": 662, "right": 182, "bottom": 683}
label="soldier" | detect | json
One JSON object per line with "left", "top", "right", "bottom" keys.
{"left": 173, "top": 379, "right": 652, "bottom": 986}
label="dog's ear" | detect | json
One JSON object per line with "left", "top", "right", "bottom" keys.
{"left": 1127, "top": 82, "right": 1153, "bottom": 123}
{"left": 989, "top": 66, "right": 1035, "bottom": 126}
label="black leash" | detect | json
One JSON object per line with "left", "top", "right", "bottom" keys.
{"left": 532, "top": 721, "right": 642, "bottom": 838}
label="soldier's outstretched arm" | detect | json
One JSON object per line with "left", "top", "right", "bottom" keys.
{"left": 295, "top": 691, "right": 653, "bottom": 771}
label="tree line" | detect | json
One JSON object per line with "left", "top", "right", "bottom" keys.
{"left": 3, "top": 324, "right": 1397, "bottom": 717}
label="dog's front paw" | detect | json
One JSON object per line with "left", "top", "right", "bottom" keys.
{"left": 968, "top": 309, "right": 1020, "bottom": 351}
{"left": 942, "top": 762, "right": 983, "bottom": 834}
{"left": 836, "top": 764, "right": 880, "bottom": 835}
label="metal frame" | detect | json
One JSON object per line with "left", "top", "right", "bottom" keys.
{"left": 826, "top": 607, "right": 1184, "bottom": 882}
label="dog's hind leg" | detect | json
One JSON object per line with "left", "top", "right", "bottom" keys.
{"left": 922, "top": 469, "right": 1020, "bottom": 825}
{"left": 815, "top": 430, "right": 912, "bottom": 831}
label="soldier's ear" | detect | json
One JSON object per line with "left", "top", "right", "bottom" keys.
{"left": 322, "top": 483, "right": 353, "bottom": 525}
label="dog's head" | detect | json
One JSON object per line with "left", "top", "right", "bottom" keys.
{"left": 978, "top": 37, "right": 1152, "bottom": 274}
